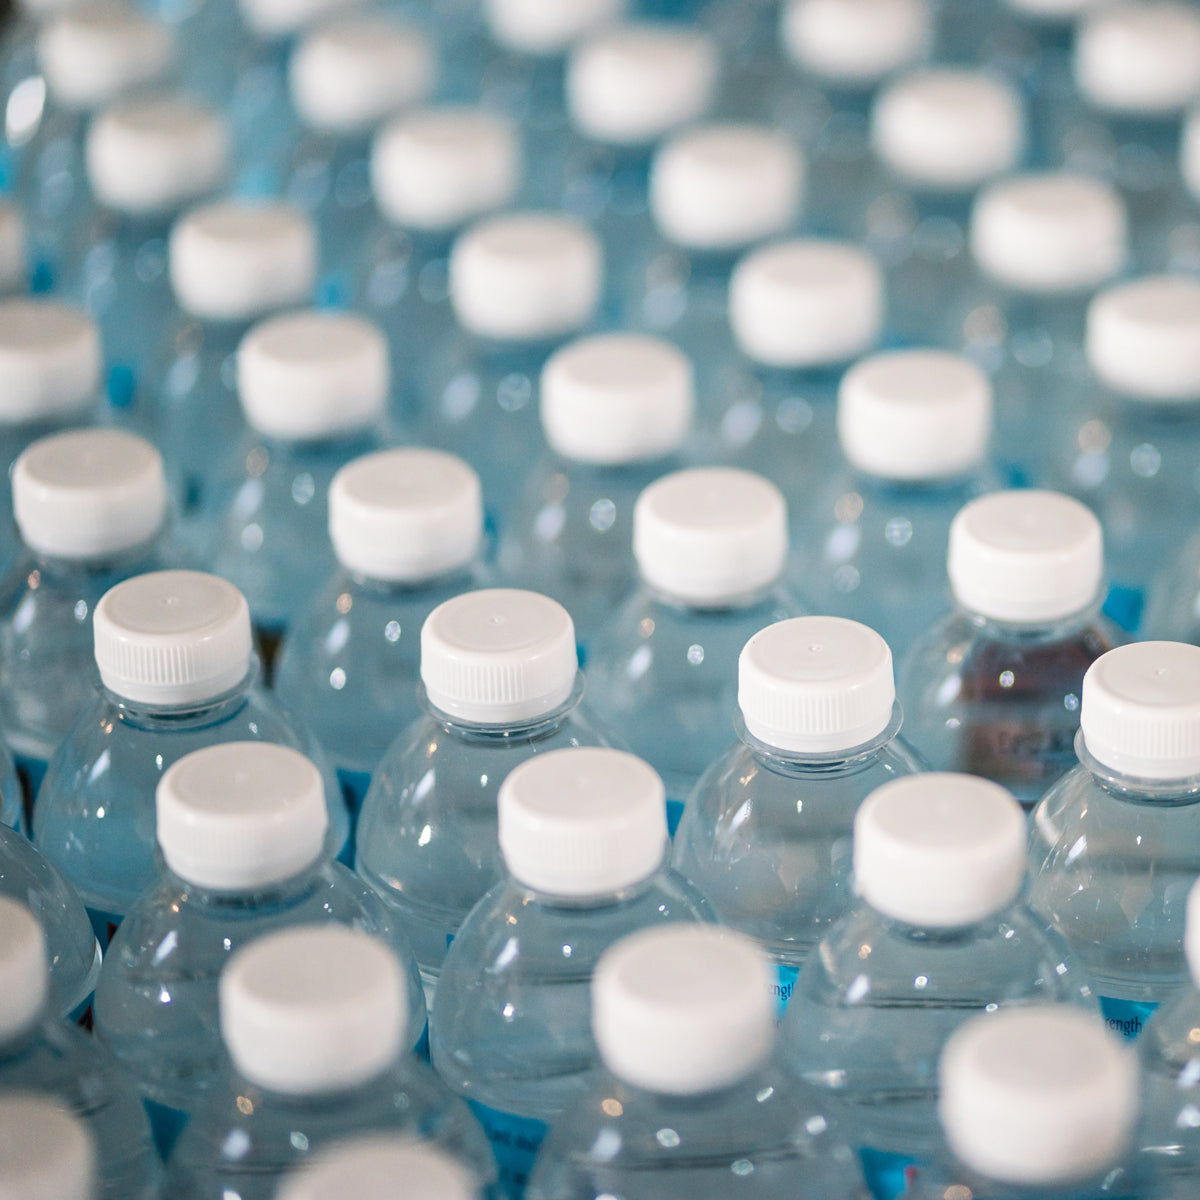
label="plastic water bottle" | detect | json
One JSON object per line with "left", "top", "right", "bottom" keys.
{"left": 1028, "top": 640, "right": 1200, "bottom": 1038}
{"left": 0, "top": 823, "right": 100, "bottom": 1020}
{"left": 74, "top": 94, "right": 230, "bottom": 413}
{"left": 1147, "top": 526, "right": 1200, "bottom": 646}
{"left": 585, "top": 466, "right": 802, "bottom": 832}
{"left": 421, "top": 210, "right": 603, "bottom": 525}
{"left": 275, "top": 447, "right": 488, "bottom": 818}
{"left": 155, "top": 198, "right": 317, "bottom": 540}
{"left": 355, "top": 587, "right": 609, "bottom": 1000}
{"left": 796, "top": 348, "right": 1001, "bottom": 661}
{"left": 33, "top": 569, "right": 350, "bottom": 947}
{"left": 1048, "top": 274, "right": 1200, "bottom": 635}
{"left": 164, "top": 924, "right": 497, "bottom": 1200}
{"left": 0, "top": 428, "right": 173, "bottom": 805}
{"left": 277, "top": 1135, "right": 486, "bottom": 1200}
{"left": 498, "top": 331, "right": 694, "bottom": 658}
{"left": 206, "top": 308, "right": 390, "bottom": 658}
{"left": 898, "top": 489, "right": 1120, "bottom": 811}
{"left": 0, "top": 895, "right": 160, "bottom": 1200}
{"left": 0, "top": 1091, "right": 98, "bottom": 1200}
{"left": 911, "top": 1006, "right": 1148, "bottom": 1200}
{"left": 719, "top": 237, "right": 884, "bottom": 490}
{"left": 94, "top": 741, "right": 425, "bottom": 1155}
{"left": 431, "top": 746, "right": 714, "bottom": 1196}
{"left": 672, "top": 615, "right": 925, "bottom": 1012}
{"left": 0, "top": 298, "right": 103, "bottom": 576}
{"left": 778, "top": 773, "right": 1093, "bottom": 1200}
{"left": 526, "top": 924, "right": 867, "bottom": 1200}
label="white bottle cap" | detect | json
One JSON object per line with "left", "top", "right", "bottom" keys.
{"left": 948, "top": 490, "right": 1104, "bottom": 624}
{"left": 650, "top": 124, "right": 804, "bottom": 252}
{"left": 854, "top": 773, "right": 1027, "bottom": 927}
{"left": 12, "top": 428, "right": 168, "bottom": 561}
{"left": 92, "top": 570, "right": 254, "bottom": 707}
{"left": 939, "top": 1007, "right": 1138, "bottom": 1186}
{"left": 970, "top": 173, "right": 1126, "bottom": 295}
{"left": 483, "top": 0, "right": 627, "bottom": 56}
{"left": 567, "top": 23, "right": 717, "bottom": 146}
{"left": 1086, "top": 275, "right": 1200, "bottom": 403}
{"left": 1079, "top": 642, "right": 1200, "bottom": 781}
{"left": 871, "top": 68, "right": 1024, "bottom": 191}
{"left": 39, "top": 2, "right": 172, "bottom": 111}
{"left": 0, "top": 205, "right": 25, "bottom": 295}
{"left": 0, "top": 300, "right": 100, "bottom": 425}
{"left": 0, "top": 1094, "right": 95, "bottom": 1200}
{"left": 86, "top": 95, "right": 230, "bottom": 217}
{"left": 1185, "top": 876, "right": 1200, "bottom": 989}
{"left": 781, "top": 0, "right": 930, "bottom": 84}
{"left": 1076, "top": 2, "right": 1200, "bottom": 116}
{"left": 1184, "top": 106, "right": 1200, "bottom": 202}
{"left": 450, "top": 213, "right": 602, "bottom": 343}
{"left": 498, "top": 747, "right": 668, "bottom": 896}
{"left": 420, "top": 589, "right": 577, "bottom": 725}
{"left": 633, "top": 467, "right": 788, "bottom": 606}
{"left": 592, "top": 925, "right": 774, "bottom": 1095}
{"left": 540, "top": 333, "right": 693, "bottom": 464}
{"left": 290, "top": 17, "right": 435, "bottom": 136}
{"left": 0, "top": 896, "right": 47, "bottom": 1044}
{"left": 739, "top": 616, "right": 895, "bottom": 754}
{"left": 371, "top": 107, "right": 521, "bottom": 233}
{"left": 236, "top": 311, "right": 387, "bottom": 441}
{"left": 220, "top": 925, "right": 406, "bottom": 1095}
{"left": 837, "top": 349, "right": 992, "bottom": 481}
{"left": 156, "top": 742, "right": 329, "bottom": 891}
{"left": 169, "top": 201, "right": 317, "bottom": 323}
{"left": 729, "top": 238, "right": 883, "bottom": 369}
{"left": 329, "top": 448, "right": 482, "bottom": 583}
{"left": 237, "top": 0, "right": 360, "bottom": 39}
{"left": 277, "top": 1136, "right": 479, "bottom": 1200}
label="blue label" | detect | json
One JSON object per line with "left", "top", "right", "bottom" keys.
{"left": 143, "top": 1097, "right": 190, "bottom": 1160}
{"left": 666, "top": 798, "right": 685, "bottom": 838}
{"left": 466, "top": 1098, "right": 547, "bottom": 1199}
{"left": 1099, "top": 995, "right": 1157, "bottom": 1040}
{"left": 773, "top": 964, "right": 799, "bottom": 1018}
{"left": 86, "top": 907, "right": 123, "bottom": 953}
{"left": 859, "top": 1146, "right": 921, "bottom": 1200}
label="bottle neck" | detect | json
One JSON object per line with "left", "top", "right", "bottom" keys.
{"left": 1076, "top": 729, "right": 1200, "bottom": 805}
{"left": 954, "top": 597, "right": 1107, "bottom": 643}
{"left": 164, "top": 855, "right": 327, "bottom": 909}
{"left": 103, "top": 664, "right": 258, "bottom": 731}
{"left": 419, "top": 672, "right": 585, "bottom": 744}
{"left": 736, "top": 703, "right": 905, "bottom": 779}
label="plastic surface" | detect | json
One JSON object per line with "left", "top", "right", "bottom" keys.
{"left": 0, "top": 1092, "right": 95, "bottom": 1200}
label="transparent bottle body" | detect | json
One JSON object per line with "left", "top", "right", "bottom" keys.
{"left": 32, "top": 670, "right": 350, "bottom": 945}
{"left": 585, "top": 585, "right": 802, "bottom": 824}
{"left": 897, "top": 604, "right": 1120, "bottom": 810}
{"left": 906, "top": 1156, "right": 1151, "bottom": 1200}
{"left": 0, "top": 823, "right": 100, "bottom": 1020}
{"left": 0, "top": 734, "right": 23, "bottom": 831}
{"left": 526, "top": 1065, "right": 868, "bottom": 1200}
{"left": 431, "top": 868, "right": 715, "bottom": 1196}
{"left": 1028, "top": 750, "right": 1200, "bottom": 1031}
{"left": 354, "top": 682, "right": 612, "bottom": 991}
{"left": 164, "top": 1053, "right": 498, "bottom": 1200}
{"left": 671, "top": 710, "right": 926, "bottom": 991}
{"left": 1145, "top": 526, "right": 1200, "bottom": 646}
{"left": 0, "top": 1019, "right": 161, "bottom": 1200}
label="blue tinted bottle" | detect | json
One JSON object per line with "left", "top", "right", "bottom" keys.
{"left": 673, "top": 616, "right": 925, "bottom": 1011}
{"left": 275, "top": 447, "right": 488, "bottom": 817}
{"left": 431, "top": 746, "right": 713, "bottom": 1196}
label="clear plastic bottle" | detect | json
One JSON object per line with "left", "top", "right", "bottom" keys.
{"left": 206, "top": 308, "right": 390, "bottom": 658}
{"left": 498, "top": 331, "right": 694, "bottom": 659}
{"left": 33, "top": 569, "right": 350, "bottom": 947}
{"left": 0, "top": 429, "right": 174, "bottom": 804}
{"left": 585, "top": 466, "right": 802, "bottom": 831}
{"left": 797, "top": 348, "right": 1001, "bottom": 662}
{"left": 0, "top": 1091, "right": 98, "bottom": 1200}
{"left": 164, "top": 924, "right": 497, "bottom": 1200}
{"left": 672, "top": 616, "right": 925, "bottom": 1011}
{"left": 1028, "top": 640, "right": 1200, "bottom": 1037}
{"left": 0, "top": 895, "right": 160, "bottom": 1200}
{"left": 909, "top": 1006, "right": 1148, "bottom": 1200}
{"left": 355, "top": 588, "right": 610, "bottom": 999}
{"left": 431, "top": 746, "right": 714, "bottom": 1196}
{"left": 419, "top": 210, "right": 603, "bottom": 526}
{"left": 526, "top": 924, "right": 868, "bottom": 1200}
{"left": 898, "top": 489, "right": 1120, "bottom": 811}
{"left": 778, "top": 773, "right": 1093, "bottom": 1200}
{"left": 0, "top": 738, "right": 23, "bottom": 832}
{"left": 0, "top": 823, "right": 100, "bottom": 1021}
{"left": 94, "top": 741, "right": 426, "bottom": 1156}
{"left": 275, "top": 447, "right": 488, "bottom": 817}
